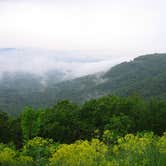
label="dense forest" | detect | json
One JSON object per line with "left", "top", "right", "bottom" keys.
{"left": 48, "top": 54, "right": 166, "bottom": 102}
{"left": 1, "top": 54, "right": 166, "bottom": 115}
{"left": 0, "top": 95, "right": 166, "bottom": 165}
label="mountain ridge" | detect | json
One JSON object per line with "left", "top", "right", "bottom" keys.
{"left": 0, "top": 53, "right": 166, "bottom": 115}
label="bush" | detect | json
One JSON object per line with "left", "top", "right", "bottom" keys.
{"left": 49, "top": 139, "right": 108, "bottom": 166}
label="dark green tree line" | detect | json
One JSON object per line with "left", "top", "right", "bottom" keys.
{"left": 0, "top": 95, "right": 166, "bottom": 147}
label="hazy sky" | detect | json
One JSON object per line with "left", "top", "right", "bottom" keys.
{"left": 0, "top": 0, "right": 166, "bottom": 57}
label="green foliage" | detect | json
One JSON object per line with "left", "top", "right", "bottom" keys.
{"left": 104, "top": 113, "right": 133, "bottom": 136}
{"left": 22, "top": 137, "right": 57, "bottom": 166}
{"left": 21, "top": 107, "right": 41, "bottom": 141}
{"left": 49, "top": 139, "right": 108, "bottom": 166}
{"left": 1, "top": 95, "right": 166, "bottom": 145}
{"left": 0, "top": 132, "right": 165, "bottom": 166}
{"left": 0, "top": 94, "right": 165, "bottom": 165}
{"left": 0, "top": 112, "right": 10, "bottom": 143}
{"left": 0, "top": 112, "right": 22, "bottom": 147}
{"left": 0, "top": 143, "right": 33, "bottom": 166}
{"left": 40, "top": 100, "right": 80, "bottom": 143}
{"left": 102, "top": 130, "right": 118, "bottom": 145}
{"left": 111, "top": 132, "right": 160, "bottom": 166}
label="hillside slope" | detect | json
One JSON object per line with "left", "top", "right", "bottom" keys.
{"left": 48, "top": 53, "right": 166, "bottom": 102}
{"left": 0, "top": 53, "right": 166, "bottom": 115}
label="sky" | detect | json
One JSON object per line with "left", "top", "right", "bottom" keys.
{"left": 0, "top": 0, "right": 166, "bottom": 76}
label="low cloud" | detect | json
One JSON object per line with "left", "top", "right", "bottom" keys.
{"left": 0, "top": 48, "right": 127, "bottom": 78}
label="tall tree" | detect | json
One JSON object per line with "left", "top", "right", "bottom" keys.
{"left": 21, "top": 107, "right": 41, "bottom": 141}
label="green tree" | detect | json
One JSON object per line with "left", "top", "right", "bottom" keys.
{"left": 21, "top": 107, "right": 41, "bottom": 141}
{"left": 40, "top": 100, "right": 80, "bottom": 143}
{"left": 105, "top": 114, "right": 133, "bottom": 136}
{"left": 0, "top": 112, "right": 11, "bottom": 143}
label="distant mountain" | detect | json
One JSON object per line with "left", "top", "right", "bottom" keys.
{"left": 42, "top": 53, "right": 166, "bottom": 103}
{"left": 0, "top": 71, "right": 67, "bottom": 115}
{"left": 0, "top": 53, "right": 166, "bottom": 115}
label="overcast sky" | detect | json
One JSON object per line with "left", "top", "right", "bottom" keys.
{"left": 0, "top": 0, "right": 166, "bottom": 57}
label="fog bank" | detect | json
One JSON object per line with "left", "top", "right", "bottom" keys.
{"left": 0, "top": 48, "right": 130, "bottom": 78}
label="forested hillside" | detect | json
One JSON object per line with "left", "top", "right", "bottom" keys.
{"left": 49, "top": 53, "right": 166, "bottom": 102}
{"left": 0, "top": 53, "right": 166, "bottom": 115}
{"left": 0, "top": 95, "right": 165, "bottom": 165}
